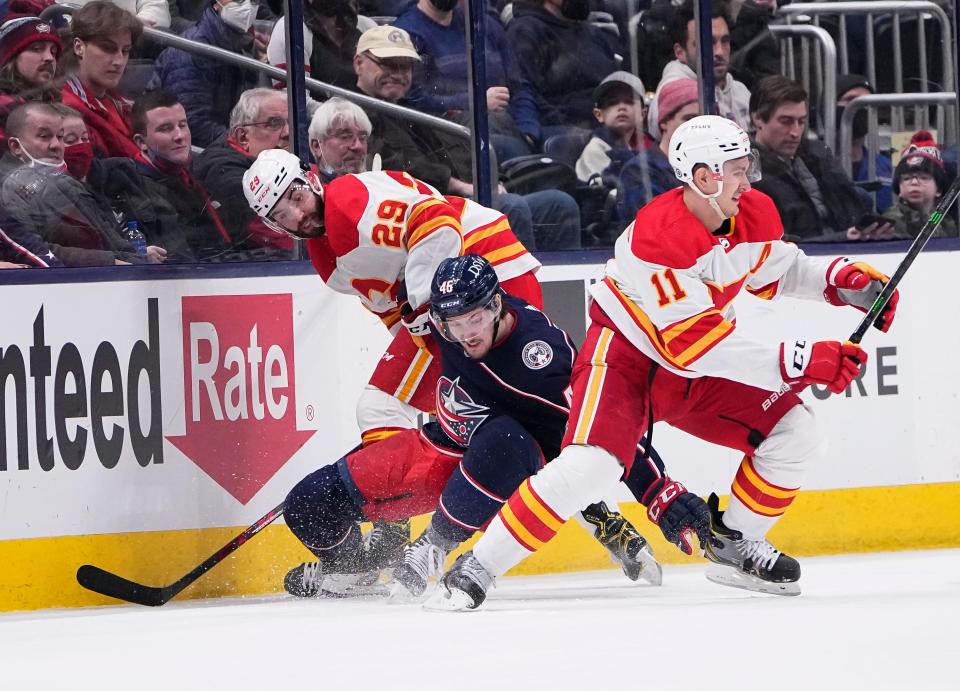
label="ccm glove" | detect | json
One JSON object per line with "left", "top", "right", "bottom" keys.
{"left": 400, "top": 302, "right": 431, "bottom": 338}
{"left": 643, "top": 478, "right": 711, "bottom": 555}
{"left": 824, "top": 258, "right": 899, "bottom": 332}
{"left": 780, "top": 339, "right": 867, "bottom": 394}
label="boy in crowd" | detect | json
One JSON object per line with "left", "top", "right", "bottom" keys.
{"left": 882, "top": 131, "right": 958, "bottom": 239}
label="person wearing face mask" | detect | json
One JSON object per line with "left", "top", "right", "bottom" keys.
{"left": 0, "top": 18, "right": 62, "bottom": 143}
{"left": 266, "top": 0, "right": 375, "bottom": 92}
{"left": 393, "top": 0, "right": 540, "bottom": 161}
{"left": 505, "top": 0, "right": 623, "bottom": 135}
{"left": 149, "top": 0, "right": 259, "bottom": 147}
{"left": 836, "top": 74, "right": 893, "bottom": 213}
{"left": 0, "top": 102, "right": 153, "bottom": 266}
{"left": 59, "top": 2, "right": 143, "bottom": 159}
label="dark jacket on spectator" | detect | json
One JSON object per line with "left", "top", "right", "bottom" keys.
{"left": 0, "top": 153, "right": 142, "bottom": 265}
{"left": 0, "top": 208, "right": 65, "bottom": 267}
{"left": 367, "top": 108, "right": 472, "bottom": 194}
{"left": 395, "top": 5, "right": 540, "bottom": 141}
{"left": 752, "top": 140, "right": 866, "bottom": 242}
{"left": 191, "top": 135, "right": 293, "bottom": 257}
{"left": 617, "top": 145, "right": 681, "bottom": 223}
{"left": 729, "top": 0, "right": 781, "bottom": 91}
{"left": 150, "top": 6, "right": 256, "bottom": 147}
{"left": 88, "top": 156, "right": 234, "bottom": 262}
{"left": 506, "top": 2, "right": 622, "bottom": 129}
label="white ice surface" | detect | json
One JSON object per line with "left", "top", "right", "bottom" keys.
{"left": 1, "top": 550, "right": 957, "bottom": 691}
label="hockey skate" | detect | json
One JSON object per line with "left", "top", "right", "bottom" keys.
{"left": 283, "top": 520, "right": 410, "bottom": 598}
{"left": 581, "top": 501, "right": 663, "bottom": 586}
{"left": 702, "top": 493, "right": 801, "bottom": 596}
{"left": 423, "top": 551, "right": 494, "bottom": 611}
{"left": 362, "top": 519, "right": 411, "bottom": 571}
{"left": 389, "top": 531, "right": 448, "bottom": 602}
{"left": 283, "top": 561, "right": 387, "bottom": 598}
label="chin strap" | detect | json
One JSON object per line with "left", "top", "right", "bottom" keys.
{"left": 690, "top": 173, "right": 732, "bottom": 224}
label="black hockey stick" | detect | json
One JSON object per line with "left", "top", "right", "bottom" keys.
{"left": 76, "top": 502, "right": 285, "bottom": 607}
{"left": 849, "top": 174, "right": 960, "bottom": 344}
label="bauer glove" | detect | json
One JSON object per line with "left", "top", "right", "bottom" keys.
{"left": 780, "top": 339, "right": 867, "bottom": 394}
{"left": 824, "top": 258, "right": 899, "bottom": 332}
{"left": 643, "top": 478, "right": 711, "bottom": 555}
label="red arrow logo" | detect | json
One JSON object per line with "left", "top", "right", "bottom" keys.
{"left": 166, "top": 294, "right": 315, "bottom": 504}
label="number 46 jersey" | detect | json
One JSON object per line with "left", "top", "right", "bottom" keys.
{"left": 305, "top": 170, "right": 540, "bottom": 332}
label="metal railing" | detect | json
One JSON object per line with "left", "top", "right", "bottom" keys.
{"left": 778, "top": 1, "right": 956, "bottom": 143}
{"left": 839, "top": 91, "right": 958, "bottom": 179}
{"left": 769, "top": 23, "right": 838, "bottom": 151}
{"left": 40, "top": 4, "right": 471, "bottom": 141}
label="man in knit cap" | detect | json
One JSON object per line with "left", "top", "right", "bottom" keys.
{"left": 882, "top": 130, "right": 957, "bottom": 239}
{"left": 0, "top": 17, "right": 61, "bottom": 142}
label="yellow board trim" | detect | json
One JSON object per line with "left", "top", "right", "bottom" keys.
{"left": 3, "top": 482, "right": 959, "bottom": 612}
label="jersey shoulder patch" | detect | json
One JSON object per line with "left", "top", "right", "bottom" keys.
{"left": 521, "top": 340, "right": 554, "bottom": 369}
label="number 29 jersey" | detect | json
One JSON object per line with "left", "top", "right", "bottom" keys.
{"left": 305, "top": 170, "right": 540, "bottom": 332}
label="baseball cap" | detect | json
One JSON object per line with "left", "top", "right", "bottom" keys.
{"left": 356, "top": 25, "right": 421, "bottom": 61}
{"left": 593, "top": 70, "right": 647, "bottom": 108}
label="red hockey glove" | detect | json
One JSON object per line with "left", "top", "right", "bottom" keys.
{"left": 400, "top": 302, "right": 431, "bottom": 339}
{"left": 824, "top": 259, "right": 899, "bottom": 333}
{"left": 780, "top": 339, "right": 867, "bottom": 394}
{"left": 643, "top": 478, "right": 711, "bottom": 555}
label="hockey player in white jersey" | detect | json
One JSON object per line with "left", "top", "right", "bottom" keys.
{"left": 432, "top": 115, "right": 901, "bottom": 609}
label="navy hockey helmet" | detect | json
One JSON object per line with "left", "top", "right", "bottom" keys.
{"left": 429, "top": 254, "right": 503, "bottom": 344}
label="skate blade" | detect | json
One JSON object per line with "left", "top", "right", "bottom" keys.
{"left": 422, "top": 584, "right": 478, "bottom": 612}
{"left": 387, "top": 580, "right": 430, "bottom": 605}
{"left": 318, "top": 573, "right": 391, "bottom": 599}
{"left": 705, "top": 564, "right": 801, "bottom": 597}
{"left": 636, "top": 545, "right": 663, "bottom": 586}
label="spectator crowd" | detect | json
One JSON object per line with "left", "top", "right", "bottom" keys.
{"left": 0, "top": 0, "right": 956, "bottom": 270}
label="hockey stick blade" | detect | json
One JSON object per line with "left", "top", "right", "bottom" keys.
{"left": 77, "top": 564, "right": 170, "bottom": 607}
{"left": 76, "top": 502, "right": 285, "bottom": 607}
{"left": 850, "top": 174, "right": 960, "bottom": 344}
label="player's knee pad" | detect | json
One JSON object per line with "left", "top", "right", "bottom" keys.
{"left": 355, "top": 386, "right": 422, "bottom": 443}
{"left": 753, "top": 403, "right": 825, "bottom": 487}
{"left": 529, "top": 444, "right": 625, "bottom": 519}
{"left": 284, "top": 463, "right": 365, "bottom": 562}
{"left": 433, "top": 417, "right": 542, "bottom": 541}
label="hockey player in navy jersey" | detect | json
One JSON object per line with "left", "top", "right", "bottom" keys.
{"left": 281, "top": 255, "right": 711, "bottom": 598}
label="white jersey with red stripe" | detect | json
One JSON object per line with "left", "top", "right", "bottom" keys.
{"left": 590, "top": 187, "right": 841, "bottom": 392}
{"left": 305, "top": 170, "right": 539, "bottom": 332}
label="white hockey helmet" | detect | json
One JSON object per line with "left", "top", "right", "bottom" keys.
{"left": 242, "top": 148, "right": 324, "bottom": 237}
{"left": 669, "top": 115, "right": 760, "bottom": 185}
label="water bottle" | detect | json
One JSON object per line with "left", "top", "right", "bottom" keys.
{"left": 125, "top": 220, "right": 147, "bottom": 257}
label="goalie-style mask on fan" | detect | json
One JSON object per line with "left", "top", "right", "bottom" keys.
{"left": 669, "top": 115, "right": 761, "bottom": 220}
{"left": 429, "top": 254, "right": 504, "bottom": 356}
{"left": 243, "top": 149, "right": 325, "bottom": 239}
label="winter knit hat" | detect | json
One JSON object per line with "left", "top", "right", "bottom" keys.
{"left": 893, "top": 130, "right": 947, "bottom": 194}
{"left": 0, "top": 18, "right": 61, "bottom": 68}
{"left": 657, "top": 78, "right": 700, "bottom": 128}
